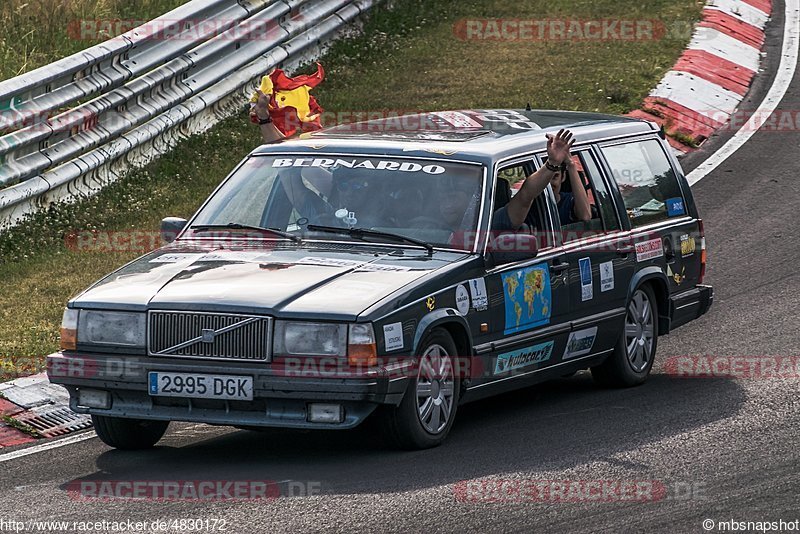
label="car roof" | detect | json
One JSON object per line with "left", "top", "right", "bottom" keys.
{"left": 251, "top": 109, "right": 658, "bottom": 163}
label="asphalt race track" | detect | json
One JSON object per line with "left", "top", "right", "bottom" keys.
{"left": 1, "top": 3, "right": 798, "bottom": 533}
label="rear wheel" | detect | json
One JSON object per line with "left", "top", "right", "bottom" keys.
{"left": 92, "top": 415, "right": 169, "bottom": 450}
{"left": 380, "top": 328, "right": 460, "bottom": 449}
{"left": 592, "top": 284, "right": 659, "bottom": 387}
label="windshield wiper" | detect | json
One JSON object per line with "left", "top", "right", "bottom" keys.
{"left": 307, "top": 225, "right": 434, "bottom": 256}
{"left": 190, "top": 223, "right": 302, "bottom": 243}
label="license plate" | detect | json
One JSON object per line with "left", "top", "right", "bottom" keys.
{"left": 148, "top": 372, "right": 254, "bottom": 401}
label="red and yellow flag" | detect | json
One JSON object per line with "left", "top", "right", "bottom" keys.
{"left": 250, "top": 63, "right": 325, "bottom": 137}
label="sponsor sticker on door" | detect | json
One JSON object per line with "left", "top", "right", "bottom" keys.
{"left": 680, "top": 234, "right": 695, "bottom": 257}
{"left": 494, "top": 341, "right": 554, "bottom": 374}
{"left": 468, "top": 278, "right": 488, "bottom": 311}
{"left": 600, "top": 261, "right": 614, "bottom": 292}
{"left": 635, "top": 238, "right": 663, "bottom": 262}
{"left": 563, "top": 327, "right": 598, "bottom": 360}
{"left": 579, "top": 258, "right": 593, "bottom": 301}
{"left": 383, "top": 322, "right": 404, "bottom": 351}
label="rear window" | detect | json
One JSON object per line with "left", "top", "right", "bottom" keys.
{"left": 601, "top": 139, "right": 686, "bottom": 227}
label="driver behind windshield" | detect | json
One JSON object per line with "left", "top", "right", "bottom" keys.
{"left": 328, "top": 171, "right": 384, "bottom": 227}
{"left": 278, "top": 168, "right": 331, "bottom": 224}
{"left": 404, "top": 176, "right": 480, "bottom": 250}
{"left": 438, "top": 178, "right": 480, "bottom": 233}
{"left": 278, "top": 167, "right": 384, "bottom": 228}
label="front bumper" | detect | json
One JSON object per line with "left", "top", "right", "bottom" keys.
{"left": 47, "top": 352, "right": 410, "bottom": 429}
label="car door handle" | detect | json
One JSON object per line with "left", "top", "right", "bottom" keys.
{"left": 550, "top": 262, "right": 570, "bottom": 274}
{"left": 615, "top": 245, "right": 635, "bottom": 256}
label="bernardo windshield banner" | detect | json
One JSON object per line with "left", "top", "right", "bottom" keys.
{"left": 271, "top": 157, "right": 448, "bottom": 175}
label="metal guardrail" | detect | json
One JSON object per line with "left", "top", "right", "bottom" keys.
{"left": 0, "top": 0, "right": 379, "bottom": 229}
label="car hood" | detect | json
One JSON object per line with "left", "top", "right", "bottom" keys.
{"left": 71, "top": 243, "right": 468, "bottom": 320}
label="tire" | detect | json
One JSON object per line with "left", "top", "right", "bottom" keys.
{"left": 591, "top": 284, "right": 659, "bottom": 388}
{"left": 380, "top": 328, "right": 460, "bottom": 450}
{"left": 92, "top": 415, "right": 169, "bottom": 450}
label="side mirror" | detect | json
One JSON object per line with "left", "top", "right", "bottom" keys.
{"left": 487, "top": 232, "right": 539, "bottom": 266}
{"left": 161, "top": 217, "right": 187, "bottom": 244}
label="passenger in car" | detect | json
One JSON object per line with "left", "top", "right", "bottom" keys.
{"left": 491, "top": 129, "right": 576, "bottom": 232}
{"left": 406, "top": 177, "right": 481, "bottom": 235}
{"left": 551, "top": 156, "right": 592, "bottom": 225}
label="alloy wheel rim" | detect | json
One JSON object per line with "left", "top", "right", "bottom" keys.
{"left": 416, "top": 344, "right": 455, "bottom": 434}
{"left": 625, "top": 289, "right": 654, "bottom": 372}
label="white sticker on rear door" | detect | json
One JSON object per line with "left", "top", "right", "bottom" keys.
{"left": 600, "top": 261, "right": 614, "bottom": 292}
{"left": 635, "top": 238, "right": 663, "bottom": 262}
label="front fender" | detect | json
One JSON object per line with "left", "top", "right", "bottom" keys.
{"left": 412, "top": 308, "right": 473, "bottom": 355}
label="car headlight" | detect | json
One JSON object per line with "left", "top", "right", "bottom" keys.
{"left": 272, "top": 321, "right": 377, "bottom": 367}
{"left": 60, "top": 308, "right": 79, "bottom": 350}
{"left": 76, "top": 310, "right": 146, "bottom": 348}
{"left": 273, "top": 321, "right": 347, "bottom": 357}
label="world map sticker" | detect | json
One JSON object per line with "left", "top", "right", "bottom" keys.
{"left": 502, "top": 264, "right": 551, "bottom": 335}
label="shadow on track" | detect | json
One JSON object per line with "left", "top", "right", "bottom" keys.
{"left": 67, "top": 372, "right": 744, "bottom": 495}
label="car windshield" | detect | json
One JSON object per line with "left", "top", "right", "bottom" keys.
{"left": 188, "top": 155, "right": 485, "bottom": 250}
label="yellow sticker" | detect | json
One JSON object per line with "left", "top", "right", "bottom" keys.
{"left": 426, "top": 296, "right": 436, "bottom": 311}
{"left": 667, "top": 265, "right": 686, "bottom": 285}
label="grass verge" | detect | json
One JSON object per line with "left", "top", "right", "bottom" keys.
{"left": 0, "top": 0, "right": 702, "bottom": 378}
{"left": 2, "top": 414, "right": 41, "bottom": 438}
{"left": 1, "top": 0, "right": 188, "bottom": 80}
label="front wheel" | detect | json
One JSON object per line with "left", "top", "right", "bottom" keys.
{"left": 92, "top": 415, "right": 169, "bottom": 450}
{"left": 591, "top": 284, "right": 659, "bottom": 388}
{"left": 380, "top": 328, "right": 460, "bottom": 449}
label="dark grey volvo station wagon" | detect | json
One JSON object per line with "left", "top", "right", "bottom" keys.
{"left": 48, "top": 109, "right": 713, "bottom": 450}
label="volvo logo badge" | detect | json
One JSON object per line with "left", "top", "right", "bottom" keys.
{"left": 201, "top": 329, "right": 216, "bottom": 343}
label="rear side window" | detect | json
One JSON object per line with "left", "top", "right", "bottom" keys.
{"left": 601, "top": 139, "right": 685, "bottom": 227}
